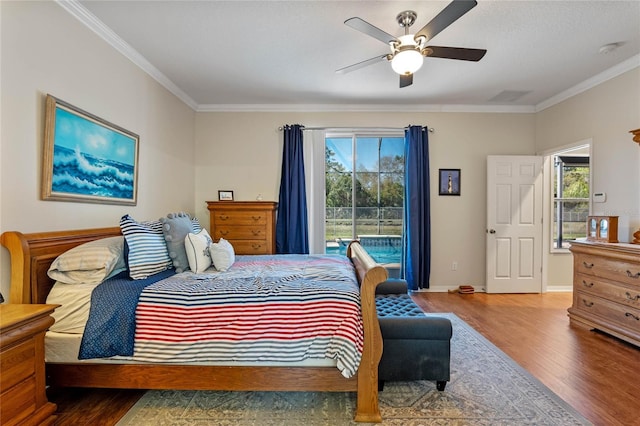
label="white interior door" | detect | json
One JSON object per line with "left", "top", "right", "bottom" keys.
{"left": 486, "top": 155, "right": 543, "bottom": 293}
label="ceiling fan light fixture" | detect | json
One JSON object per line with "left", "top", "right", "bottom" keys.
{"left": 391, "top": 48, "right": 423, "bottom": 75}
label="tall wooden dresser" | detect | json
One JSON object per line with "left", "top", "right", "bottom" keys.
{"left": 206, "top": 201, "right": 277, "bottom": 254}
{"left": 0, "top": 304, "right": 58, "bottom": 426}
{"left": 568, "top": 240, "right": 640, "bottom": 347}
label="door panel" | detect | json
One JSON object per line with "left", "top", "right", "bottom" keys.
{"left": 487, "top": 155, "right": 543, "bottom": 293}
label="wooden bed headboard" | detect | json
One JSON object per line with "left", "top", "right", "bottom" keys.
{"left": 1, "top": 227, "right": 122, "bottom": 304}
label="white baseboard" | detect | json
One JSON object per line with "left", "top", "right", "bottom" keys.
{"left": 545, "top": 286, "right": 574, "bottom": 292}
{"left": 413, "top": 285, "right": 573, "bottom": 293}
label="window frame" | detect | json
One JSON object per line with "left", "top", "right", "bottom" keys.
{"left": 324, "top": 131, "right": 404, "bottom": 251}
{"left": 549, "top": 145, "right": 591, "bottom": 253}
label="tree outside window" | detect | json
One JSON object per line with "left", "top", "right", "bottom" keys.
{"left": 553, "top": 155, "right": 589, "bottom": 249}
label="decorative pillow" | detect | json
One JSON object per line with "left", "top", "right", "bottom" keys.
{"left": 120, "top": 214, "right": 172, "bottom": 279}
{"left": 184, "top": 229, "right": 213, "bottom": 273}
{"left": 210, "top": 237, "right": 235, "bottom": 271}
{"left": 191, "top": 216, "right": 202, "bottom": 233}
{"left": 160, "top": 212, "right": 197, "bottom": 273}
{"left": 47, "top": 236, "right": 126, "bottom": 285}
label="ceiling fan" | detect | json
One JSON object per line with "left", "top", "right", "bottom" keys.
{"left": 337, "top": 0, "right": 487, "bottom": 88}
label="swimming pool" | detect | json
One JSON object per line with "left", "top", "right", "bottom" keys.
{"left": 326, "top": 235, "right": 402, "bottom": 264}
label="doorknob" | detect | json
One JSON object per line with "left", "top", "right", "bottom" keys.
{"left": 487, "top": 229, "right": 496, "bottom": 234}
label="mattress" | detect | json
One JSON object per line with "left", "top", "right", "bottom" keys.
{"left": 45, "top": 331, "right": 336, "bottom": 367}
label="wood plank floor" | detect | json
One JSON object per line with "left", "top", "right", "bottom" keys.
{"left": 47, "top": 292, "right": 640, "bottom": 426}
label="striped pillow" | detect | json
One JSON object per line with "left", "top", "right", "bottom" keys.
{"left": 191, "top": 217, "right": 202, "bottom": 233}
{"left": 120, "top": 214, "right": 172, "bottom": 279}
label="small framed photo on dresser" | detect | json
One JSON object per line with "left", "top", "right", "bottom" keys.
{"left": 218, "top": 190, "right": 234, "bottom": 201}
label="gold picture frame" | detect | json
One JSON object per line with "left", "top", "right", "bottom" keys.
{"left": 42, "top": 94, "right": 139, "bottom": 205}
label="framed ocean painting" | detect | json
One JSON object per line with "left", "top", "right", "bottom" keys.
{"left": 42, "top": 95, "right": 139, "bottom": 205}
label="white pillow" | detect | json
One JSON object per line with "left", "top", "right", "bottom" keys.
{"left": 210, "top": 237, "right": 235, "bottom": 271}
{"left": 184, "top": 229, "right": 213, "bottom": 273}
{"left": 47, "top": 236, "right": 126, "bottom": 285}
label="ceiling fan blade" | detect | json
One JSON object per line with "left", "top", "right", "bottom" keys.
{"left": 344, "top": 17, "right": 397, "bottom": 44}
{"left": 425, "top": 46, "right": 487, "bottom": 61}
{"left": 336, "top": 54, "right": 388, "bottom": 74}
{"left": 399, "top": 73, "right": 413, "bottom": 88}
{"left": 415, "top": 0, "right": 477, "bottom": 42}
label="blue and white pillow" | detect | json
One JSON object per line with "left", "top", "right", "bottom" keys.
{"left": 120, "top": 214, "right": 172, "bottom": 279}
{"left": 191, "top": 217, "right": 202, "bottom": 233}
{"left": 185, "top": 229, "right": 213, "bottom": 273}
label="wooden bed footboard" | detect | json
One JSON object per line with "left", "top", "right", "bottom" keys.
{"left": 1, "top": 229, "right": 387, "bottom": 423}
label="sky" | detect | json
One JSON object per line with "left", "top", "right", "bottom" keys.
{"left": 326, "top": 137, "right": 404, "bottom": 171}
{"left": 54, "top": 106, "right": 137, "bottom": 166}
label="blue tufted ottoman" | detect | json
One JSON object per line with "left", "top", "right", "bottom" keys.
{"left": 375, "top": 279, "right": 452, "bottom": 391}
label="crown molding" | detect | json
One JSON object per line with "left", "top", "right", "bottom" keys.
{"left": 55, "top": 0, "right": 198, "bottom": 110}
{"left": 535, "top": 54, "right": 640, "bottom": 112}
{"left": 196, "top": 103, "right": 536, "bottom": 113}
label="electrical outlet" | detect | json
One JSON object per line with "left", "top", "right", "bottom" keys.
{"left": 452, "top": 261, "right": 458, "bottom": 271}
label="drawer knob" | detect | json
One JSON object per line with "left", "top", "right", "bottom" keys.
{"left": 582, "top": 261, "right": 594, "bottom": 269}
{"left": 582, "top": 299, "right": 594, "bottom": 308}
{"left": 625, "top": 292, "right": 640, "bottom": 301}
{"left": 625, "top": 312, "right": 640, "bottom": 321}
{"left": 252, "top": 215, "right": 262, "bottom": 221}
{"left": 219, "top": 215, "right": 229, "bottom": 220}
{"left": 626, "top": 270, "right": 640, "bottom": 279}
{"left": 582, "top": 280, "right": 594, "bottom": 288}
{"left": 220, "top": 230, "right": 229, "bottom": 236}
{"left": 252, "top": 230, "right": 261, "bottom": 236}
{"left": 252, "top": 244, "right": 262, "bottom": 249}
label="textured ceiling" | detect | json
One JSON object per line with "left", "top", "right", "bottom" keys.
{"left": 68, "top": 0, "right": 640, "bottom": 111}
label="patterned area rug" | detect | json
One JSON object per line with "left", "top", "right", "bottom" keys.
{"left": 117, "top": 313, "right": 591, "bottom": 425}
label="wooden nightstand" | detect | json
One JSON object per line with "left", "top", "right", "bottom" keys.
{"left": 1, "top": 304, "right": 58, "bottom": 426}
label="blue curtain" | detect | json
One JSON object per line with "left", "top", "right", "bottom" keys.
{"left": 402, "top": 126, "right": 431, "bottom": 290}
{"left": 275, "top": 124, "right": 309, "bottom": 254}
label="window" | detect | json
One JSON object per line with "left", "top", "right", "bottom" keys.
{"left": 553, "top": 153, "right": 590, "bottom": 249}
{"left": 325, "top": 135, "right": 404, "bottom": 264}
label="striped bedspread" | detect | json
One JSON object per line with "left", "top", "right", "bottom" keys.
{"left": 132, "top": 254, "right": 363, "bottom": 378}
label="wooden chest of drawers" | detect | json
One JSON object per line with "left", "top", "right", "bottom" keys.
{"left": 206, "top": 201, "right": 277, "bottom": 254}
{"left": 0, "top": 304, "right": 58, "bottom": 426}
{"left": 568, "top": 240, "right": 640, "bottom": 347}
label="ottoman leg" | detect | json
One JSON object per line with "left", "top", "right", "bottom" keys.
{"left": 436, "top": 380, "right": 447, "bottom": 391}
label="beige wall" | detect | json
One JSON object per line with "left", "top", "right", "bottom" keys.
{"left": 0, "top": 1, "right": 196, "bottom": 300}
{"left": 195, "top": 111, "right": 536, "bottom": 291}
{"left": 2, "top": 1, "right": 637, "bottom": 299}
{"left": 536, "top": 68, "right": 640, "bottom": 287}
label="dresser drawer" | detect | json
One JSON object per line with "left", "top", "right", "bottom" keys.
{"left": 232, "top": 240, "right": 271, "bottom": 254}
{"left": 214, "top": 226, "right": 267, "bottom": 241}
{"left": 213, "top": 211, "right": 268, "bottom": 226}
{"left": 576, "top": 273, "right": 640, "bottom": 308}
{"left": 0, "top": 339, "right": 36, "bottom": 390}
{"left": 0, "top": 373, "right": 37, "bottom": 426}
{"left": 577, "top": 254, "right": 640, "bottom": 286}
{"left": 574, "top": 291, "right": 640, "bottom": 333}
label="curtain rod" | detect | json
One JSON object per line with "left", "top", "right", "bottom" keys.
{"left": 278, "top": 126, "right": 434, "bottom": 133}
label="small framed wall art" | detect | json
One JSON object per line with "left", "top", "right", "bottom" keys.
{"left": 439, "top": 169, "right": 461, "bottom": 196}
{"left": 586, "top": 215, "right": 618, "bottom": 243}
{"left": 218, "top": 190, "right": 234, "bottom": 201}
{"left": 42, "top": 94, "right": 139, "bottom": 205}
